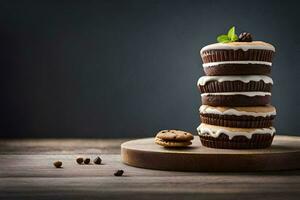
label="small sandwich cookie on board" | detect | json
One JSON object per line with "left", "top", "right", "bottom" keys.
{"left": 155, "top": 130, "right": 194, "bottom": 148}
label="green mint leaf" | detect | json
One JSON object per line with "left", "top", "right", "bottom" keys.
{"left": 227, "top": 26, "right": 236, "bottom": 41}
{"left": 232, "top": 34, "right": 238, "bottom": 42}
{"left": 217, "top": 35, "right": 230, "bottom": 43}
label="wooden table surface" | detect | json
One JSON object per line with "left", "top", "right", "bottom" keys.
{"left": 1, "top": 139, "right": 300, "bottom": 200}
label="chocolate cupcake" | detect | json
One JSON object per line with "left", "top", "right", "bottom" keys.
{"left": 199, "top": 105, "right": 276, "bottom": 128}
{"left": 197, "top": 123, "right": 275, "bottom": 149}
{"left": 200, "top": 41, "right": 275, "bottom": 76}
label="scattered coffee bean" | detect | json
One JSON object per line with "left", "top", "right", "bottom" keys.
{"left": 114, "top": 170, "right": 124, "bottom": 176}
{"left": 83, "top": 158, "right": 90, "bottom": 164}
{"left": 93, "top": 156, "right": 102, "bottom": 165}
{"left": 53, "top": 161, "right": 62, "bottom": 168}
{"left": 76, "top": 157, "right": 84, "bottom": 164}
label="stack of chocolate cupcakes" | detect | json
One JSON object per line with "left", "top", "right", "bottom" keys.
{"left": 197, "top": 30, "right": 277, "bottom": 149}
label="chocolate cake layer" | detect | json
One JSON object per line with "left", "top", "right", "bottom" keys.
{"left": 200, "top": 114, "right": 275, "bottom": 128}
{"left": 198, "top": 80, "right": 272, "bottom": 93}
{"left": 201, "top": 49, "right": 274, "bottom": 63}
{"left": 203, "top": 64, "right": 271, "bottom": 76}
{"left": 201, "top": 95, "right": 271, "bottom": 107}
{"left": 199, "top": 133, "right": 274, "bottom": 149}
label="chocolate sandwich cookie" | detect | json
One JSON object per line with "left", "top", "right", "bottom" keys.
{"left": 201, "top": 91, "right": 271, "bottom": 107}
{"left": 199, "top": 105, "right": 276, "bottom": 128}
{"left": 200, "top": 41, "right": 275, "bottom": 75}
{"left": 155, "top": 130, "right": 194, "bottom": 148}
{"left": 197, "top": 123, "right": 275, "bottom": 149}
{"left": 197, "top": 75, "right": 273, "bottom": 93}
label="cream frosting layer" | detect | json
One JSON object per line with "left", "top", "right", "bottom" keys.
{"left": 202, "top": 61, "right": 272, "bottom": 68}
{"left": 201, "top": 92, "right": 271, "bottom": 97}
{"left": 200, "top": 41, "right": 275, "bottom": 54}
{"left": 197, "top": 75, "right": 273, "bottom": 86}
{"left": 199, "top": 105, "right": 276, "bottom": 117}
{"left": 197, "top": 123, "right": 276, "bottom": 139}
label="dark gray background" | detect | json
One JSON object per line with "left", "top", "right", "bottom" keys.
{"left": 1, "top": 0, "right": 299, "bottom": 138}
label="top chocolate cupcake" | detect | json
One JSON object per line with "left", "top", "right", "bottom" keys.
{"left": 200, "top": 27, "right": 275, "bottom": 76}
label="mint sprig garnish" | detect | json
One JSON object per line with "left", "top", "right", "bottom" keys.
{"left": 217, "top": 26, "right": 239, "bottom": 43}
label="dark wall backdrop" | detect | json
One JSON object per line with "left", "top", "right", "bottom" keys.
{"left": 1, "top": 0, "right": 299, "bottom": 138}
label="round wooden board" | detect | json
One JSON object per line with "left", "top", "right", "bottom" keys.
{"left": 121, "top": 135, "right": 300, "bottom": 172}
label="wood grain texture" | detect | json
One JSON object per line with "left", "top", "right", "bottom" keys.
{"left": 121, "top": 136, "right": 300, "bottom": 172}
{"left": 1, "top": 138, "right": 300, "bottom": 200}
{"left": 0, "top": 139, "right": 125, "bottom": 155}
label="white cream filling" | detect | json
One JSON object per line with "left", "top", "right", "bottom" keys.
{"left": 197, "top": 75, "right": 273, "bottom": 86}
{"left": 199, "top": 105, "right": 276, "bottom": 117}
{"left": 201, "top": 92, "right": 271, "bottom": 97}
{"left": 197, "top": 123, "right": 276, "bottom": 139}
{"left": 200, "top": 41, "right": 276, "bottom": 54}
{"left": 202, "top": 61, "right": 272, "bottom": 68}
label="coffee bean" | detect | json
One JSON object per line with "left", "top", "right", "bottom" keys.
{"left": 238, "top": 32, "right": 253, "bottom": 42}
{"left": 114, "top": 170, "right": 124, "bottom": 176}
{"left": 83, "top": 158, "right": 90, "bottom": 164}
{"left": 76, "top": 157, "right": 84, "bottom": 164}
{"left": 93, "top": 156, "right": 102, "bottom": 165}
{"left": 53, "top": 161, "right": 62, "bottom": 168}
